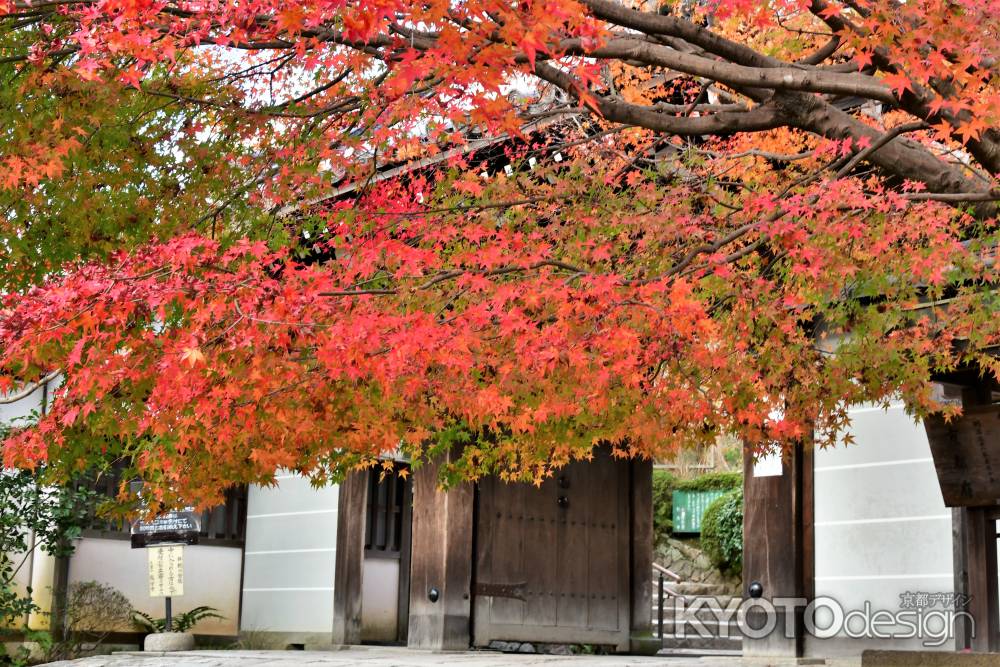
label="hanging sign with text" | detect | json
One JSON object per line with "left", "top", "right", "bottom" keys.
{"left": 130, "top": 508, "right": 201, "bottom": 548}
{"left": 147, "top": 544, "right": 185, "bottom": 598}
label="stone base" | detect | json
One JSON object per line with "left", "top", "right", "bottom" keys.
{"left": 862, "top": 651, "right": 1000, "bottom": 666}
{"left": 143, "top": 632, "right": 195, "bottom": 652}
{"left": 629, "top": 634, "right": 662, "bottom": 656}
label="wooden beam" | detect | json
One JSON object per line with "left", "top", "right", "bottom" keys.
{"left": 332, "top": 470, "right": 367, "bottom": 646}
{"left": 629, "top": 458, "right": 656, "bottom": 653}
{"left": 407, "top": 450, "right": 475, "bottom": 651}
{"left": 396, "top": 473, "right": 414, "bottom": 643}
{"left": 925, "top": 405, "right": 1000, "bottom": 507}
{"left": 953, "top": 505, "right": 1000, "bottom": 651}
{"left": 742, "top": 439, "right": 813, "bottom": 658}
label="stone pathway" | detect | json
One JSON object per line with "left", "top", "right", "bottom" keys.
{"left": 40, "top": 647, "right": 862, "bottom": 667}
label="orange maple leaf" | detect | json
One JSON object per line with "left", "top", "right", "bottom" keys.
{"left": 181, "top": 347, "right": 206, "bottom": 367}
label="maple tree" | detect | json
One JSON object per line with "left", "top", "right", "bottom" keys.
{"left": 0, "top": 0, "right": 998, "bottom": 506}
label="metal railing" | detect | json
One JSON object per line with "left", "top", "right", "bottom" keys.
{"left": 653, "top": 563, "right": 681, "bottom": 639}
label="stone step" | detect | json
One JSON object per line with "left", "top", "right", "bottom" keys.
{"left": 655, "top": 647, "right": 743, "bottom": 659}
{"left": 657, "top": 633, "right": 744, "bottom": 652}
{"left": 652, "top": 594, "right": 741, "bottom": 609}
{"left": 671, "top": 581, "right": 733, "bottom": 596}
{"left": 655, "top": 617, "right": 744, "bottom": 635}
{"left": 652, "top": 606, "right": 745, "bottom": 625}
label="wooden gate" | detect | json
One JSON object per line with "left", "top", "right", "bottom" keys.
{"left": 472, "top": 449, "right": 631, "bottom": 649}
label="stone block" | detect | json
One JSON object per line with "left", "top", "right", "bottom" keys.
{"left": 142, "top": 632, "right": 195, "bottom": 652}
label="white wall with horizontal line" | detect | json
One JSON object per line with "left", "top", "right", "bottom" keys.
{"left": 240, "top": 474, "right": 340, "bottom": 643}
{"left": 806, "top": 403, "right": 954, "bottom": 656}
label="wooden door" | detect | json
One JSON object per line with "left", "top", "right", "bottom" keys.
{"left": 472, "top": 449, "right": 631, "bottom": 650}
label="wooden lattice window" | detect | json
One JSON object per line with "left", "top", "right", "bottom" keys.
{"left": 363, "top": 464, "right": 410, "bottom": 558}
{"left": 82, "top": 467, "right": 248, "bottom": 547}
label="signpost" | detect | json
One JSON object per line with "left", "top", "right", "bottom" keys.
{"left": 132, "top": 505, "right": 200, "bottom": 632}
{"left": 672, "top": 489, "right": 728, "bottom": 534}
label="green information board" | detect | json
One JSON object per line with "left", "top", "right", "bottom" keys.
{"left": 672, "top": 490, "right": 728, "bottom": 534}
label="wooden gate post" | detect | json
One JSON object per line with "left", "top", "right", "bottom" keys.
{"left": 407, "top": 450, "right": 475, "bottom": 650}
{"left": 629, "top": 458, "right": 658, "bottom": 654}
{"left": 742, "top": 439, "right": 814, "bottom": 658}
{"left": 925, "top": 374, "right": 1000, "bottom": 651}
{"left": 952, "top": 505, "right": 1000, "bottom": 651}
{"left": 332, "top": 470, "right": 367, "bottom": 646}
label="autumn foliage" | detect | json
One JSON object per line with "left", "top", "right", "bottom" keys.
{"left": 0, "top": 0, "right": 998, "bottom": 505}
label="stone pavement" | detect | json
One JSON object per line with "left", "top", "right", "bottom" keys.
{"left": 40, "top": 647, "right": 863, "bottom": 667}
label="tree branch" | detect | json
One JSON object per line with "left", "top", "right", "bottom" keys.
{"left": 0, "top": 372, "right": 58, "bottom": 406}
{"left": 556, "top": 37, "right": 895, "bottom": 103}
{"left": 533, "top": 63, "right": 786, "bottom": 136}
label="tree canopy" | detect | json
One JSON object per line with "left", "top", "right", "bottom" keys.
{"left": 0, "top": 0, "right": 997, "bottom": 506}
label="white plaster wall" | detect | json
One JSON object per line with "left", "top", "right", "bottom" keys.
{"left": 0, "top": 381, "right": 46, "bottom": 425}
{"left": 240, "top": 474, "right": 339, "bottom": 639}
{"left": 67, "top": 538, "right": 242, "bottom": 635}
{"left": 25, "top": 546, "right": 54, "bottom": 630}
{"left": 0, "top": 538, "right": 42, "bottom": 630}
{"left": 360, "top": 558, "right": 399, "bottom": 642}
{"left": 807, "top": 403, "right": 955, "bottom": 656}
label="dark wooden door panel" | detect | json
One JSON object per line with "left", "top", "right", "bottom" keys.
{"left": 473, "top": 449, "right": 630, "bottom": 648}
{"left": 523, "top": 478, "right": 559, "bottom": 627}
{"left": 489, "top": 483, "right": 527, "bottom": 626}
{"left": 585, "top": 454, "right": 624, "bottom": 631}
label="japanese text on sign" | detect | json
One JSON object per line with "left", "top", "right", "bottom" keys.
{"left": 147, "top": 544, "right": 184, "bottom": 597}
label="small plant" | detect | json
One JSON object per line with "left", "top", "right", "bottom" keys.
{"left": 132, "top": 606, "right": 223, "bottom": 634}
{"left": 700, "top": 488, "right": 744, "bottom": 576}
{"left": 46, "top": 581, "right": 134, "bottom": 661}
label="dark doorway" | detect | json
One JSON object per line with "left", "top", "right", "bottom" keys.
{"left": 361, "top": 463, "right": 413, "bottom": 644}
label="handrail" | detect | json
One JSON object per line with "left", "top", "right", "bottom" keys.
{"left": 652, "top": 562, "right": 681, "bottom": 581}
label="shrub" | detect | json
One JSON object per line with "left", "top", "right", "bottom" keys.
{"left": 46, "top": 581, "right": 133, "bottom": 661}
{"left": 675, "top": 471, "right": 743, "bottom": 493}
{"left": 700, "top": 488, "right": 743, "bottom": 576}
{"left": 651, "top": 469, "right": 677, "bottom": 541}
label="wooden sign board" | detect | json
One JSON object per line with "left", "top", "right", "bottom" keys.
{"left": 131, "top": 509, "right": 200, "bottom": 548}
{"left": 147, "top": 544, "right": 184, "bottom": 598}
{"left": 925, "top": 405, "right": 1000, "bottom": 507}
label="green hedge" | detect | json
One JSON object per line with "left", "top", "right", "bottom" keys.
{"left": 700, "top": 488, "right": 744, "bottom": 575}
{"left": 652, "top": 469, "right": 742, "bottom": 542}
{"left": 676, "top": 471, "right": 743, "bottom": 492}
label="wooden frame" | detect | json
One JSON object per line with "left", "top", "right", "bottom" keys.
{"left": 742, "top": 439, "right": 814, "bottom": 658}
{"left": 333, "top": 466, "right": 415, "bottom": 646}
{"left": 952, "top": 505, "right": 1000, "bottom": 652}
{"left": 332, "top": 470, "right": 367, "bottom": 645}
{"left": 629, "top": 458, "right": 655, "bottom": 653}
{"left": 327, "top": 448, "right": 652, "bottom": 653}
{"left": 406, "top": 450, "right": 475, "bottom": 650}
{"left": 396, "top": 477, "right": 413, "bottom": 643}
{"left": 925, "top": 372, "right": 1000, "bottom": 652}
